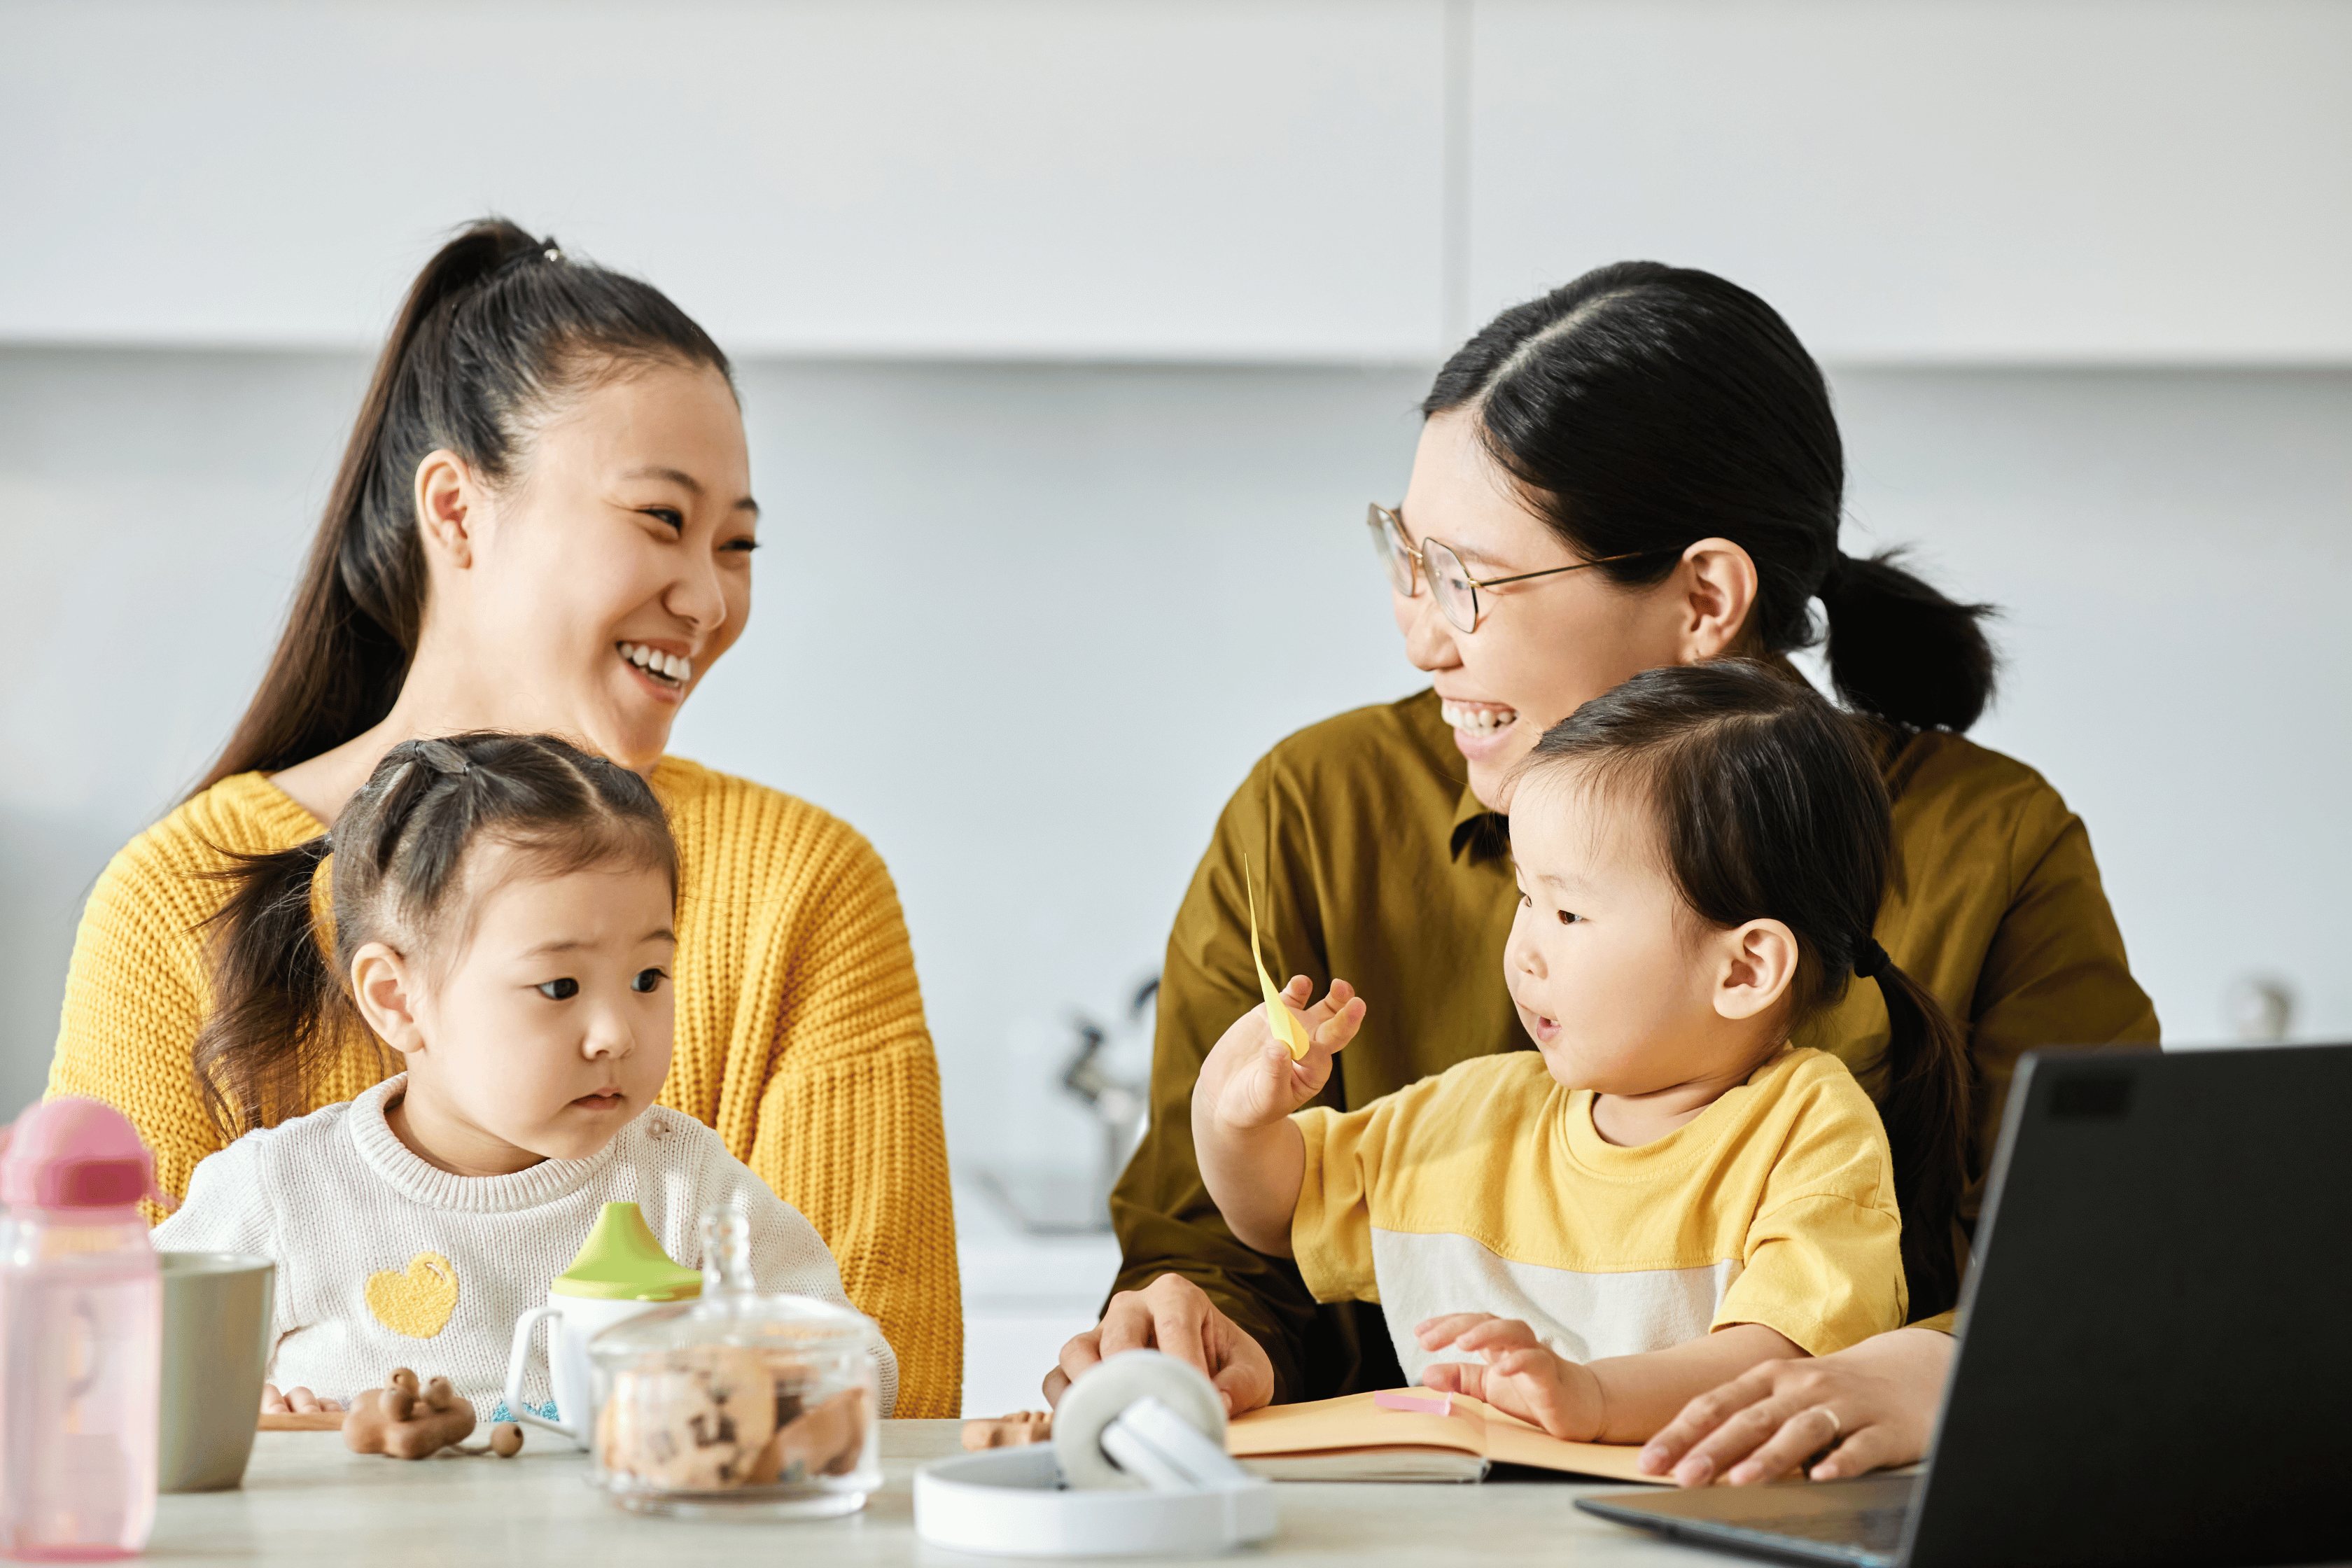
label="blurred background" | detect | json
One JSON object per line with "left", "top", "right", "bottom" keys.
{"left": 4, "top": 0, "right": 2346, "bottom": 1415}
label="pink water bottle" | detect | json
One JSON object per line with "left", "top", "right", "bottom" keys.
{"left": 0, "top": 1100, "right": 165, "bottom": 1560}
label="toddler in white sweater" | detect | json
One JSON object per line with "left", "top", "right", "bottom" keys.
{"left": 153, "top": 734, "right": 895, "bottom": 1418}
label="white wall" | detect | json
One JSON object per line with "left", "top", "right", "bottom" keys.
{"left": 5, "top": 0, "right": 2347, "bottom": 362}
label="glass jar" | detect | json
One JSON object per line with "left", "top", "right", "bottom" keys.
{"left": 586, "top": 1206, "right": 882, "bottom": 1519}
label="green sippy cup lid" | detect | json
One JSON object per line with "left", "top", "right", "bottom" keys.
{"left": 551, "top": 1201, "right": 705, "bottom": 1301}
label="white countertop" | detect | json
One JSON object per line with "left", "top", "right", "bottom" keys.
{"left": 149, "top": 1422, "right": 1719, "bottom": 1566}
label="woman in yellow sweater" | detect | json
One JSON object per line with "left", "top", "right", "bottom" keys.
{"left": 45, "top": 220, "right": 960, "bottom": 1416}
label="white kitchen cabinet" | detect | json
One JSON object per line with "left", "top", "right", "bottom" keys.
{"left": 3, "top": 1, "right": 2346, "bottom": 363}
{"left": 1464, "top": 0, "right": 2352, "bottom": 363}
{"left": 0, "top": 0, "right": 1450, "bottom": 360}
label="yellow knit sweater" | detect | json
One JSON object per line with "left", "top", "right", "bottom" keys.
{"left": 47, "top": 757, "right": 963, "bottom": 1418}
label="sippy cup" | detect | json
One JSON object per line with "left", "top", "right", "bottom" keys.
{"left": 0, "top": 1100, "right": 167, "bottom": 1560}
{"left": 587, "top": 1204, "right": 883, "bottom": 1518}
{"left": 503, "top": 1202, "right": 701, "bottom": 1450}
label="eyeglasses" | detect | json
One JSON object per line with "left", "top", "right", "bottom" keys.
{"left": 1365, "top": 503, "right": 1651, "bottom": 634}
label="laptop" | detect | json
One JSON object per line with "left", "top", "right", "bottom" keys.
{"left": 1576, "top": 1042, "right": 2352, "bottom": 1568}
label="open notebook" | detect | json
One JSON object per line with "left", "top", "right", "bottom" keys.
{"left": 1225, "top": 1390, "right": 1667, "bottom": 1484}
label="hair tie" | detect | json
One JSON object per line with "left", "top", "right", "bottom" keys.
{"left": 415, "top": 738, "right": 470, "bottom": 777}
{"left": 1853, "top": 937, "right": 1891, "bottom": 980}
{"left": 1821, "top": 547, "right": 1854, "bottom": 596}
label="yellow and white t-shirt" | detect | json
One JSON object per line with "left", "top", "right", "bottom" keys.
{"left": 1291, "top": 1047, "right": 1906, "bottom": 1381}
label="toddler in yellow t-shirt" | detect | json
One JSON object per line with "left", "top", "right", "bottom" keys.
{"left": 1194, "top": 662, "right": 1969, "bottom": 1446}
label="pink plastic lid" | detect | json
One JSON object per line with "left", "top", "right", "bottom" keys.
{"left": 0, "top": 1099, "right": 172, "bottom": 1212}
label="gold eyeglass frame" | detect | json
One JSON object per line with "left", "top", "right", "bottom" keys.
{"left": 1366, "top": 503, "right": 1651, "bottom": 634}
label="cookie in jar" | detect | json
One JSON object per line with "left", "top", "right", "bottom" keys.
{"left": 589, "top": 1207, "right": 883, "bottom": 1518}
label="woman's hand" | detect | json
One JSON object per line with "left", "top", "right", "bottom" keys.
{"left": 1415, "top": 1314, "right": 1602, "bottom": 1440}
{"left": 1044, "top": 1273, "right": 1275, "bottom": 1418}
{"left": 1639, "top": 1325, "right": 1954, "bottom": 1486}
{"left": 260, "top": 1384, "right": 344, "bottom": 1415}
{"left": 1195, "top": 976, "right": 1364, "bottom": 1133}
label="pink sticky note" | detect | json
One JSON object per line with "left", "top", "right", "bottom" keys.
{"left": 1374, "top": 1390, "right": 1452, "bottom": 1416}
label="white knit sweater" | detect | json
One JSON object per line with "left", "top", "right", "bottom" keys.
{"left": 152, "top": 1076, "right": 897, "bottom": 1417}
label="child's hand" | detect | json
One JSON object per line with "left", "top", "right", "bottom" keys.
{"left": 1196, "top": 976, "right": 1365, "bottom": 1133}
{"left": 1415, "top": 1314, "right": 1602, "bottom": 1441}
{"left": 261, "top": 1383, "right": 344, "bottom": 1415}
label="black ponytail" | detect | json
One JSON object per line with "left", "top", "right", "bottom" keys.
{"left": 1427, "top": 261, "right": 1998, "bottom": 734}
{"left": 195, "top": 732, "right": 676, "bottom": 1137}
{"left": 1819, "top": 550, "right": 1998, "bottom": 734}
{"left": 192, "top": 836, "right": 346, "bottom": 1140}
{"left": 1518, "top": 661, "right": 1972, "bottom": 1319}
{"left": 192, "top": 220, "right": 734, "bottom": 797}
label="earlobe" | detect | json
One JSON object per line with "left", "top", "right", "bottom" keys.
{"left": 1678, "top": 538, "right": 1760, "bottom": 662}
{"left": 1714, "top": 919, "right": 1799, "bottom": 1022}
{"left": 413, "top": 450, "right": 477, "bottom": 570}
{"left": 350, "top": 941, "right": 426, "bottom": 1058}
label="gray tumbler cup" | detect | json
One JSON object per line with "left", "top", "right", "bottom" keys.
{"left": 158, "top": 1251, "right": 274, "bottom": 1492}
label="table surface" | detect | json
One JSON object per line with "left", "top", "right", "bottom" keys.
{"left": 148, "top": 1421, "right": 1723, "bottom": 1566}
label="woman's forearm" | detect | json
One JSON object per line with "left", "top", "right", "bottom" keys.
{"left": 1584, "top": 1324, "right": 1807, "bottom": 1444}
{"left": 1192, "top": 1110, "right": 1303, "bottom": 1259}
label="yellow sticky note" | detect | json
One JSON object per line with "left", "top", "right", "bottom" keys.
{"left": 1245, "top": 854, "right": 1313, "bottom": 1062}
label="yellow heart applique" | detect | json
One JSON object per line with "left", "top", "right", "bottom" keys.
{"left": 365, "top": 1252, "right": 459, "bottom": 1339}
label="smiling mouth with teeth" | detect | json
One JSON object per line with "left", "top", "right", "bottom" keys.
{"left": 618, "top": 640, "right": 693, "bottom": 690}
{"left": 1440, "top": 700, "right": 1518, "bottom": 735}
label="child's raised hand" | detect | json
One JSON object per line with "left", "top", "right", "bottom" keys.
{"left": 1415, "top": 1314, "right": 1602, "bottom": 1442}
{"left": 1198, "top": 976, "right": 1364, "bottom": 1133}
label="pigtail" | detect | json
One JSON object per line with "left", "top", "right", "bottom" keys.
{"left": 192, "top": 836, "right": 351, "bottom": 1139}
{"left": 1863, "top": 952, "right": 1972, "bottom": 1321}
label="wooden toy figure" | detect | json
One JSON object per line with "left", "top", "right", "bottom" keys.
{"left": 342, "top": 1368, "right": 523, "bottom": 1460}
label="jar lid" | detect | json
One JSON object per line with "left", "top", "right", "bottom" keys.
{"left": 586, "top": 1203, "right": 874, "bottom": 1362}
{"left": 587, "top": 1289, "right": 875, "bottom": 1364}
{"left": 551, "top": 1202, "right": 705, "bottom": 1301}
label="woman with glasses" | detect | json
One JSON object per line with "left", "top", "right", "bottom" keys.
{"left": 1046, "top": 261, "right": 2156, "bottom": 1484}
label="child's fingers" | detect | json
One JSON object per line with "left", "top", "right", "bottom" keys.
{"left": 1301, "top": 978, "right": 1356, "bottom": 1024}
{"left": 1419, "top": 1362, "right": 1486, "bottom": 1401}
{"left": 1448, "top": 1317, "right": 1541, "bottom": 1356}
{"left": 1301, "top": 979, "right": 1362, "bottom": 1028}
{"left": 1309, "top": 996, "right": 1367, "bottom": 1051}
{"left": 1466, "top": 1369, "right": 1544, "bottom": 1429}
{"left": 1282, "top": 975, "right": 1313, "bottom": 1005}
{"left": 1413, "top": 1312, "right": 1500, "bottom": 1350}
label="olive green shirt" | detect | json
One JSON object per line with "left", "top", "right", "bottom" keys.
{"left": 1110, "top": 687, "right": 2160, "bottom": 1402}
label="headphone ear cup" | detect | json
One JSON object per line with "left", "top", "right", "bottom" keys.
{"left": 1049, "top": 1350, "right": 1228, "bottom": 1491}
